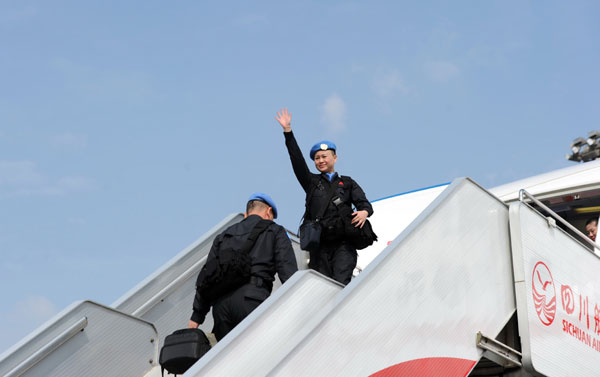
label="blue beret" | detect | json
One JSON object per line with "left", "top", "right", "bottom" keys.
{"left": 247, "top": 192, "right": 278, "bottom": 219}
{"left": 309, "top": 140, "right": 337, "bottom": 160}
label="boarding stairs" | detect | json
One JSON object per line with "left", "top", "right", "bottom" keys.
{"left": 1, "top": 178, "right": 599, "bottom": 377}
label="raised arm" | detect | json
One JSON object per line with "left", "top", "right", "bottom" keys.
{"left": 276, "top": 108, "right": 313, "bottom": 192}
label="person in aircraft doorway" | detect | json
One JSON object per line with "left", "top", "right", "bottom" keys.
{"left": 188, "top": 193, "right": 298, "bottom": 341}
{"left": 585, "top": 217, "right": 598, "bottom": 242}
{"left": 275, "top": 108, "right": 373, "bottom": 285}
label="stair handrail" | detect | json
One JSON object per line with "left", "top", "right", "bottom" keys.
{"left": 132, "top": 256, "right": 206, "bottom": 317}
{"left": 518, "top": 189, "right": 599, "bottom": 255}
{"left": 5, "top": 317, "right": 88, "bottom": 377}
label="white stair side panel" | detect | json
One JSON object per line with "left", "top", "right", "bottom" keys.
{"left": 185, "top": 270, "right": 343, "bottom": 377}
{"left": 0, "top": 301, "right": 158, "bottom": 377}
{"left": 510, "top": 202, "right": 600, "bottom": 377}
{"left": 269, "top": 178, "right": 516, "bottom": 376}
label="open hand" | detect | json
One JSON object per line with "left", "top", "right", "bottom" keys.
{"left": 351, "top": 210, "right": 368, "bottom": 228}
{"left": 275, "top": 108, "right": 292, "bottom": 132}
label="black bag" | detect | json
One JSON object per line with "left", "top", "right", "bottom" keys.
{"left": 332, "top": 179, "right": 378, "bottom": 250}
{"left": 342, "top": 216, "right": 377, "bottom": 250}
{"left": 159, "top": 328, "right": 211, "bottom": 376}
{"left": 299, "top": 180, "right": 338, "bottom": 251}
{"left": 196, "top": 219, "right": 272, "bottom": 302}
{"left": 299, "top": 221, "right": 321, "bottom": 251}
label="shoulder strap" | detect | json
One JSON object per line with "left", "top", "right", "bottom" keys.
{"left": 240, "top": 219, "right": 272, "bottom": 254}
{"left": 302, "top": 176, "right": 318, "bottom": 219}
{"left": 333, "top": 175, "right": 354, "bottom": 217}
{"left": 315, "top": 179, "right": 338, "bottom": 221}
{"left": 302, "top": 176, "right": 328, "bottom": 221}
{"left": 303, "top": 175, "right": 343, "bottom": 221}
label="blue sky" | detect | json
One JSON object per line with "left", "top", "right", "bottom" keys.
{"left": 1, "top": 1, "right": 599, "bottom": 353}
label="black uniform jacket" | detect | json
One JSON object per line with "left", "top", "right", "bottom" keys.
{"left": 284, "top": 131, "right": 373, "bottom": 223}
{"left": 191, "top": 215, "right": 298, "bottom": 324}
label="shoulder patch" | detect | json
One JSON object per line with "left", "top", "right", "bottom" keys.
{"left": 340, "top": 175, "right": 353, "bottom": 187}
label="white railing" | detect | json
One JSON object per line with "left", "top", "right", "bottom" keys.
{"left": 5, "top": 317, "right": 88, "bottom": 377}
{"left": 0, "top": 301, "right": 158, "bottom": 377}
{"left": 132, "top": 257, "right": 206, "bottom": 317}
{"left": 519, "top": 189, "right": 599, "bottom": 255}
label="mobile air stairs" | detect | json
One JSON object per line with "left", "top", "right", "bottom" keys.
{"left": 1, "top": 177, "right": 599, "bottom": 377}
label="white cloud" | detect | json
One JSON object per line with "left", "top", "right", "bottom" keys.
{"left": 0, "top": 160, "right": 94, "bottom": 197}
{"left": 0, "top": 296, "right": 58, "bottom": 353}
{"left": 320, "top": 94, "right": 347, "bottom": 133}
{"left": 371, "top": 70, "right": 409, "bottom": 98}
{"left": 424, "top": 61, "right": 460, "bottom": 82}
{"left": 12, "top": 296, "right": 58, "bottom": 323}
{"left": 0, "top": 161, "right": 44, "bottom": 187}
{"left": 52, "top": 133, "right": 87, "bottom": 149}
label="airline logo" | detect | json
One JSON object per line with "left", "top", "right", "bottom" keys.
{"left": 531, "top": 260, "right": 600, "bottom": 352}
{"left": 531, "top": 261, "right": 556, "bottom": 326}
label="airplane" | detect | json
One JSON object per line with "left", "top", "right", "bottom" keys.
{"left": 1, "top": 133, "right": 599, "bottom": 377}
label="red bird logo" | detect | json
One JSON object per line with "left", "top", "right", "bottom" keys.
{"left": 537, "top": 271, "right": 552, "bottom": 290}
{"left": 532, "top": 261, "right": 556, "bottom": 326}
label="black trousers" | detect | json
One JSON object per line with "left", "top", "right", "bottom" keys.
{"left": 211, "top": 283, "right": 270, "bottom": 341}
{"left": 308, "top": 241, "right": 357, "bottom": 285}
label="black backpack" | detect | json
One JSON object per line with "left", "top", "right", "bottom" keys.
{"left": 159, "top": 328, "right": 211, "bottom": 376}
{"left": 196, "top": 219, "right": 272, "bottom": 302}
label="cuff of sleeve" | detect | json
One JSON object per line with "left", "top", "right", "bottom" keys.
{"left": 357, "top": 207, "right": 373, "bottom": 217}
{"left": 191, "top": 311, "right": 205, "bottom": 324}
{"left": 284, "top": 130, "right": 294, "bottom": 138}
